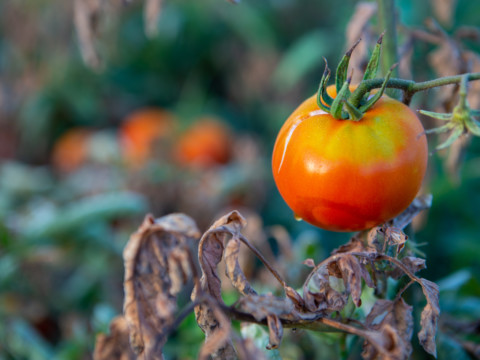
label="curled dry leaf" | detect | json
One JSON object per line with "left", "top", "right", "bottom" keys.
{"left": 387, "top": 256, "right": 426, "bottom": 280}
{"left": 123, "top": 213, "right": 200, "bottom": 359}
{"left": 192, "top": 211, "right": 248, "bottom": 359}
{"left": 225, "top": 236, "right": 258, "bottom": 296}
{"left": 418, "top": 278, "right": 440, "bottom": 357}
{"left": 74, "top": 0, "right": 102, "bottom": 69}
{"left": 303, "top": 262, "right": 348, "bottom": 313}
{"left": 390, "top": 194, "right": 433, "bottom": 230}
{"left": 93, "top": 316, "right": 136, "bottom": 360}
{"left": 197, "top": 299, "right": 236, "bottom": 360}
{"left": 362, "top": 298, "right": 414, "bottom": 360}
{"left": 236, "top": 294, "right": 290, "bottom": 350}
{"left": 345, "top": 1, "right": 377, "bottom": 83}
{"left": 144, "top": 0, "right": 162, "bottom": 37}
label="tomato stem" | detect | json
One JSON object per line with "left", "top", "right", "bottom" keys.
{"left": 349, "top": 73, "right": 480, "bottom": 106}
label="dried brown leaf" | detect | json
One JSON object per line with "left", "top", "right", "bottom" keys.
{"left": 385, "top": 227, "right": 407, "bottom": 254}
{"left": 302, "top": 258, "right": 315, "bottom": 268}
{"left": 225, "top": 237, "right": 258, "bottom": 296}
{"left": 197, "top": 300, "right": 236, "bottom": 360}
{"left": 418, "top": 278, "right": 440, "bottom": 357}
{"left": 431, "top": 0, "right": 457, "bottom": 27}
{"left": 144, "top": 0, "right": 162, "bottom": 37}
{"left": 388, "top": 256, "right": 426, "bottom": 280}
{"left": 193, "top": 211, "right": 247, "bottom": 359}
{"left": 74, "top": 0, "right": 102, "bottom": 69}
{"left": 235, "top": 294, "right": 294, "bottom": 322}
{"left": 123, "top": 213, "right": 200, "bottom": 359}
{"left": 390, "top": 194, "right": 432, "bottom": 230}
{"left": 93, "top": 316, "right": 136, "bottom": 360}
{"left": 363, "top": 298, "right": 414, "bottom": 360}
{"left": 362, "top": 324, "right": 407, "bottom": 360}
{"left": 284, "top": 285, "right": 305, "bottom": 310}
{"left": 346, "top": 2, "right": 377, "bottom": 83}
{"left": 333, "top": 234, "right": 370, "bottom": 254}
{"left": 337, "top": 254, "right": 374, "bottom": 307}
{"left": 266, "top": 315, "right": 283, "bottom": 350}
{"left": 303, "top": 265, "right": 347, "bottom": 313}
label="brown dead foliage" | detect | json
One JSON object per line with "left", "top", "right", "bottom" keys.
{"left": 94, "top": 196, "right": 440, "bottom": 359}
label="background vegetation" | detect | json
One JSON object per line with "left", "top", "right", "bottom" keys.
{"left": 0, "top": 0, "right": 479, "bottom": 359}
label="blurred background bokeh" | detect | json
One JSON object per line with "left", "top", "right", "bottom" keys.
{"left": 0, "top": 0, "right": 479, "bottom": 359}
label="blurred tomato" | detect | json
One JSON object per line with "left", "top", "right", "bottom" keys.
{"left": 51, "top": 128, "right": 92, "bottom": 173}
{"left": 174, "top": 118, "right": 232, "bottom": 168}
{"left": 119, "top": 108, "right": 175, "bottom": 168}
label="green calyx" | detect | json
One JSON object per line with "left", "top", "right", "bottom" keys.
{"left": 420, "top": 75, "right": 480, "bottom": 150}
{"left": 316, "top": 33, "right": 391, "bottom": 121}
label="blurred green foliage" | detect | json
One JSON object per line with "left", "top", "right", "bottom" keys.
{"left": 0, "top": 0, "right": 480, "bottom": 359}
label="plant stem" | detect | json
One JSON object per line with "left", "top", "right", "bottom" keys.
{"left": 377, "top": 0, "right": 398, "bottom": 97}
{"left": 349, "top": 72, "right": 480, "bottom": 105}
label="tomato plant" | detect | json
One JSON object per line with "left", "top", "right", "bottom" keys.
{"left": 119, "top": 108, "right": 174, "bottom": 168}
{"left": 174, "top": 118, "right": 232, "bottom": 168}
{"left": 272, "top": 68, "right": 428, "bottom": 232}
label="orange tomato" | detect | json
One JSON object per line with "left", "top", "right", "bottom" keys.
{"left": 272, "top": 87, "right": 428, "bottom": 232}
{"left": 119, "top": 108, "right": 174, "bottom": 167}
{"left": 174, "top": 118, "right": 232, "bottom": 168}
{"left": 52, "top": 128, "right": 92, "bottom": 173}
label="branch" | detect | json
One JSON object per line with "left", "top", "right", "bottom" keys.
{"left": 349, "top": 72, "right": 480, "bottom": 105}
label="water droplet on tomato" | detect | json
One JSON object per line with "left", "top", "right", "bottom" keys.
{"left": 294, "top": 214, "right": 302, "bottom": 222}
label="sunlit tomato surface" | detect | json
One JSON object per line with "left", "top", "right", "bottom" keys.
{"left": 52, "top": 128, "right": 92, "bottom": 173}
{"left": 119, "top": 108, "right": 174, "bottom": 167}
{"left": 174, "top": 118, "right": 232, "bottom": 168}
{"left": 272, "top": 87, "right": 428, "bottom": 232}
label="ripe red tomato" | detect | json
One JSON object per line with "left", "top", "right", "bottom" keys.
{"left": 119, "top": 108, "right": 174, "bottom": 168}
{"left": 52, "top": 128, "right": 92, "bottom": 173}
{"left": 174, "top": 118, "right": 232, "bottom": 168}
{"left": 272, "top": 86, "right": 428, "bottom": 232}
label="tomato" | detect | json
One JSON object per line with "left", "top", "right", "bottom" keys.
{"left": 174, "top": 118, "right": 232, "bottom": 168}
{"left": 52, "top": 128, "right": 92, "bottom": 173}
{"left": 272, "top": 86, "right": 428, "bottom": 232}
{"left": 119, "top": 108, "right": 174, "bottom": 167}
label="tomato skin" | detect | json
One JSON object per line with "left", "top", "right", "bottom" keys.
{"left": 174, "top": 118, "right": 232, "bottom": 168}
{"left": 272, "top": 90, "right": 428, "bottom": 232}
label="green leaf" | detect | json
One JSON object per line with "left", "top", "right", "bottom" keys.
{"left": 335, "top": 38, "right": 360, "bottom": 93}
{"left": 362, "top": 33, "right": 384, "bottom": 81}
{"left": 330, "top": 80, "right": 351, "bottom": 119}
{"left": 22, "top": 192, "right": 148, "bottom": 239}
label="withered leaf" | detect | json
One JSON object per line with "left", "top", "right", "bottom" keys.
{"left": 225, "top": 237, "right": 258, "bottom": 296}
{"left": 74, "top": 0, "right": 102, "bottom": 69}
{"left": 363, "top": 298, "right": 414, "bottom": 360}
{"left": 391, "top": 194, "right": 432, "bottom": 230}
{"left": 337, "top": 254, "right": 374, "bottom": 307}
{"left": 418, "top": 278, "right": 440, "bottom": 357}
{"left": 93, "top": 316, "right": 136, "bottom": 360}
{"left": 304, "top": 253, "right": 374, "bottom": 311}
{"left": 388, "top": 256, "right": 426, "bottom": 280}
{"left": 303, "top": 265, "right": 347, "bottom": 313}
{"left": 235, "top": 294, "right": 294, "bottom": 322}
{"left": 193, "top": 211, "right": 247, "bottom": 359}
{"left": 345, "top": 1, "right": 377, "bottom": 84}
{"left": 123, "top": 213, "right": 200, "bottom": 359}
{"left": 362, "top": 324, "right": 407, "bottom": 360}
{"left": 197, "top": 300, "right": 236, "bottom": 360}
{"left": 144, "top": 0, "right": 162, "bottom": 37}
{"left": 384, "top": 227, "right": 407, "bottom": 255}
{"left": 266, "top": 315, "right": 283, "bottom": 350}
